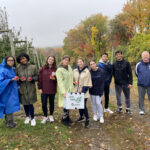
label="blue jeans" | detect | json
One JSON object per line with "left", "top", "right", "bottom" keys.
{"left": 24, "top": 104, "right": 34, "bottom": 119}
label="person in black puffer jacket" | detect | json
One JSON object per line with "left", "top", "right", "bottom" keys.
{"left": 113, "top": 51, "right": 133, "bottom": 114}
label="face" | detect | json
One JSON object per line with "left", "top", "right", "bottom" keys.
{"left": 101, "top": 54, "right": 108, "bottom": 63}
{"left": 77, "top": 59, "right": 84, "bottom": 68}
{"left": 90, "top": 61, "right": 97, "bottom": 70}
{"left": 6, "top": 57, "right": 14, "bottom": 67}
{"left": 116, "top": 53, "right": 122, "bottom": 61}
{"left": 142, "top": 52, "right": 150, "bottom": 63}
{"left": 20, "top": 57, "right": 28, "bottom": 65}
{"left": 47, "top": 57, "right": 54, "bottom": 65}
{"left": 62, "top": 58, "right": 70, "bottom": 66}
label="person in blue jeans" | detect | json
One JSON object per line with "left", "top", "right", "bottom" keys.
{"left": 135, "top": 51, "right": 150, "bottom": 115}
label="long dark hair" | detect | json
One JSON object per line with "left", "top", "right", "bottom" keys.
{"left": 44, "top": 55, "right": 56, "bottom": 69}
{"left": 5, "top": 56, "right": 16, "bottom": 67}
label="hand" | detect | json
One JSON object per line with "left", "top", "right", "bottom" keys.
{"left": 50, "top": 75, "right": 55, "bottom": 80}
{"left": 27, "top": 77, "right": 32, "bottom": 82}
{"left": 74, "top": 81, "right": 78, "bottom": 85}
{"left": 63, "top": 93, "right": 66, "bottom": 98}
{"left": 128, "top": 84, "right": 132, "bottom": 89}
{"left": 39, "top": 89, "right": 43, "bottom": 95}
{"left": 20, "top": 76, "right": 26, "bottom": 81}
{"left": 12, "top": 76, "right": 19, "bottom": 81}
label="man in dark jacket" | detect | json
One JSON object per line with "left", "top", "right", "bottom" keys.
{"left": 98, "top": 53, "right": 113, "bottom": 114}
{"left": 135, "top": 51, "right": 150, "bottom": 115}
{"left": 113, "top": 51, "right": 133, "bottom": 114}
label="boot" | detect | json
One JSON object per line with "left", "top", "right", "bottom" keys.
{"left": 5, "top": 114, "right": 17, "bottom": 128}
{"left": 85, "top": 119, "right": 89, "bottom": 128}
{"left": 66, "top": 116, "right": 73, "bottom": 124}
{"left": 61, "top": 117, "right": 70, "bottom": 126}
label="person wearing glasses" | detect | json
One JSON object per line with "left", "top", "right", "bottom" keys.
{"left": 0, "top": 56, "right": 20, "bottom": 128}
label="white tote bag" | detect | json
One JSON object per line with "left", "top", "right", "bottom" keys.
{"left": 64, "top": 93, "right": 84, "bottom": 109}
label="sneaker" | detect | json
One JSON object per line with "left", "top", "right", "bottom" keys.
{"left": 139, "top": 110, "right": 145, "bottom": 115}
{"left": 93, "top": 114, "right": 98, "bottom": 121}
{"left": 76, "top": 117, "right": 85, "bottom": 122}
{"left": 41, "top": 117, "right": 48, "bottom": 124}
{"left": 31, "top": 119, "right": 36, "bottom": 126}
{"left": 104, "top": 108, "right": 114, "bottom": 114}
{"left": 49, "top": 115, "right": 54, "bottom": 122}
{"left": 125, "top": 109, "right": 131, "bottom": 114}
{"left": 85, "top": 120, "right": 89, "bottom": 128}
{"left": 24, "top": 117, "right": 31, "bottom": 124}
{"left": 100, "top": 116, "right": 104, "bottom": 123}
{"left": 115, "top": 107, "right": 122, "bottom": 113}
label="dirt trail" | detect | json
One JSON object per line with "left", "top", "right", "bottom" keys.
{"left": 14, "top": 86, "right": 150, "bottom": 150}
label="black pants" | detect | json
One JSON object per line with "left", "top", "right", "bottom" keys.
{"left": 24, "top": 104, "right": 34, "bottom": 119}
{"left": 41, "top": 94, "right": 55, "bottom": 117}
{"left": 104, "top": 85, "right": 110, "bottom": 109}
{"left": 79, "top": 98, "right": 89, "bottom": 120}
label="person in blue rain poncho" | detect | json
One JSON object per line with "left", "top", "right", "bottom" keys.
{"left": 0, "top": 56, "right": 20, "bottom": 128}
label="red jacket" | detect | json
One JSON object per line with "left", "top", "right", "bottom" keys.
{"left": 38, "top": 66, "right": 57, "bottom": 94}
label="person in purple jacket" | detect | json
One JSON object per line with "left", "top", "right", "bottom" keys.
{"left": 135, "top": 51, "right": 150, "bottom": 115}
{"left": 38, "top": 56, "right": 57, "bottom": 124}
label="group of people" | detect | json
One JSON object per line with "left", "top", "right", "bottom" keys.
{"left": 0, "top": 50, "right": 150, "bottom": 128}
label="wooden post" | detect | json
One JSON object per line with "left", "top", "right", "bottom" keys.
{"left": 26, "top": 41, "right": 29, "bottom": 54}
{"left": 8, "top": 30, "right": 15, "bottom": 57}
{"left": 111, "top": 46, "right": 114, "bottom": 64}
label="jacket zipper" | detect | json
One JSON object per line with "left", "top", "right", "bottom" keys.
{"left": 77, "top": 72, "right": 81, "bottom": 93}
{"left": 24, "top": 66, "right": 29, "bottom": 103}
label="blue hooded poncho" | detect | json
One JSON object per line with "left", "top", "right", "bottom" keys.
{"left": 0, "top": 59, "right": 20, "bottom": 118}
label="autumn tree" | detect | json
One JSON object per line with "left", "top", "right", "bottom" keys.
{"left": 123, "top": 0, "right": 150, "bottom": 33}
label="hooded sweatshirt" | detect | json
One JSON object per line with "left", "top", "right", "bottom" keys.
{"left": 98, "top": 59, "right": 113, "bottom": 86}
{"left": 0, "top": 59, "right": 20, "bottom": 118}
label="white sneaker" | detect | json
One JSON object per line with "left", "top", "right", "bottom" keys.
{"left": 104, "top": 108, "right": 114, "bottom": 114}
{"left": 24, "top": 117, "right": 31, "bottom": 124}
{"left": 93, "top": 114, "right": 98, "bottom": 121}
{"left": 31, "top": 119, "right": 36, "bottom": 126}
{"left": 41, "top": 117, "right": 48, "bottom": 124}
{"left": 100, "top": 116, "right": 104, "bottom": 123}
{"left": 49, "top": 115, "right": 54, "bottom": 122}
{"left": 139, "top": 111, "right": 145, "bottom": 115}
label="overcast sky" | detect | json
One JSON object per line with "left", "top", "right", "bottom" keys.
{"left": 0, "top": 0, "right": 127, "bottom": 47}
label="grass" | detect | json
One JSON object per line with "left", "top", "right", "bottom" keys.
{"left": 0, "top": 79, "right": 150, "bottom": 150}
{"left": 0, "top": 119, "right": 71, "bottom": 150}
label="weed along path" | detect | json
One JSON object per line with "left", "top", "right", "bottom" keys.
{"left": 0, "top": 86, "right": 150, "bottom": 150}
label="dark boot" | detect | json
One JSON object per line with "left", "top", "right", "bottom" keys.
{"left": 61, "top": 117, "right": 70, "bottom": 126}
{"left": 66, "top": 116, "right": 73, "bottom": 124}
{"left": 85, "top": 119, "right": 89, "bottom": 128}
{"left": 5, "top": 114, "right": 17, "bottom": 128}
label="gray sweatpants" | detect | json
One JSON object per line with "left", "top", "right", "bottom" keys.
{"left": 115, "top": 84, "right": 130, "bottom": 109}
{"left": 138, "top": 86, "right": 150, "bottom": 111}
{"left": 91, "top": 95, "right": 103, "bottom": 118}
